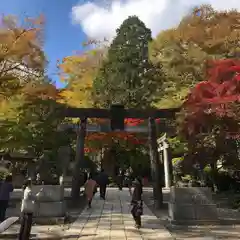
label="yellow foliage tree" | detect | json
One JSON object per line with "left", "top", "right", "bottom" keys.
{"left": 0, "top": 15, "right": 46, "bottom": 98}
{"left": 0, "top": 15, "right": 65, "bottom": 153}
{"left": 59, "top": 48, "right": 106, "bottom": 108}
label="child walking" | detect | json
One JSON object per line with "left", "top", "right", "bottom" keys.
{"left": 84, "top": 173, "right": 97, "bottom": 208}
{"left": 131, "top": 177, "right": 143, "bottom": 229}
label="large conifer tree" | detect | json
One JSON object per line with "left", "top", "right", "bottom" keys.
{"left": 93, "top": 16, "right": 162, "bottom": 108}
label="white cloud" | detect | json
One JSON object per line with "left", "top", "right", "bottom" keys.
{"left": 71, "top": 0, "right": 240, "bottom": 41}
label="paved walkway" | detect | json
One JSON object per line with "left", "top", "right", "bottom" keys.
{"left": 64, "top": 188, "right": 173, "bottom": 240}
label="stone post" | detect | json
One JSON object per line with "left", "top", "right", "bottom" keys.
{"left": 163, "top": 141, "right": 170, "bottom": 188}
{"left": 167, "top": 147, "right": 174, "bottom": 185}
{"left": 158, "top": 134, "right": 172, "bottom": 188}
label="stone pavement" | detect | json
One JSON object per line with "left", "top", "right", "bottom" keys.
{"left": 64, "top": 187, "right": 173, "bottom": 240}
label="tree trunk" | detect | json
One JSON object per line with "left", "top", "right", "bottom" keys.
{"left": 71, "top": 118, "right": 87, "bottom": 200}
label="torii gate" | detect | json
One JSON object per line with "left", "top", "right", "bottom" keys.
{"left": 61, "top": 106, "right": 179, "bottom": 208}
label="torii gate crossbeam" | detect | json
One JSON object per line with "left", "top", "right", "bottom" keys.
{"left": 63, "top": 107, "right": 179, "bottom": 119}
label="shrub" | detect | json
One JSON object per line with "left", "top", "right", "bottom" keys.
{"left": 0, "top": 167, "right": 10, "bottom": 180}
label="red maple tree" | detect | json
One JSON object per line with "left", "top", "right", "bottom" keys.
{"left": 84, "top": 117, "right": 160, "bottom": 153}
{"left": 181, "top": 59, "right": 240, "bottom": 139}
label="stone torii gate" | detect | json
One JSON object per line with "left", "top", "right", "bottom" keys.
{"left": 61, "top": 106, "right": 179, "bottom": 208}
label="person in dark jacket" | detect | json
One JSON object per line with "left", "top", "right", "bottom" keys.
{"left": 117, "top": 169, "right": 124, "bottom": 191}
{"left": 96, "top": 169, "right": 109, "bottom": 200}
{"left": 131, "top": 177, "right": 143, "bottom": 228}
{"left": 0, "top": 175, "right": 14, "bottom": 222}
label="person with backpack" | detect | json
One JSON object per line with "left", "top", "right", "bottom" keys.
{"left": 0, "top": 175, "right": 14, "bottom": 222}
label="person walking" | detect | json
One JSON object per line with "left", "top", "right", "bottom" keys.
{"left": 0, "top": 175, "right": 14, "bottom": 222}
{"left": 96, "top": 169, "right": 109, "bottom": 200}
{"left": 19, "top": 179, "right": 35, "bottom": 240}
{"left": 117, "top": 169, "right": 124, "bottom": 190}
{"left": 126, "top": 168, "right": 133, "bottom": 192}
{"left": 84, "top": 173, "right": 97, "bottom": 208}
{"left": 131, "top": 177, "right": 143, "bottom": 229}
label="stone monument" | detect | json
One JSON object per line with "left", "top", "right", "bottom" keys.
{"left": 34, "top": 185, "right": 66, "bottom": 224}
{"left": 32, "top": 146, "right": 71, "bottom": 223}
{"left": 168, "top": 187, "right": 219, "bottom": 225}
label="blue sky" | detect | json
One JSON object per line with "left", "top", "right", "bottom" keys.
{"left": 0, "top": 0, "right": 87, "bottom": 88}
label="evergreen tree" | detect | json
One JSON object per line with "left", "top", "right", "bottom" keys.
{"left": 93, "top": 16, "right": 163, "bottom": 108}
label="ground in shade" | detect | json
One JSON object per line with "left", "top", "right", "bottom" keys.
{"left": 64, "top": 188, "right": 173, "bottom": 240}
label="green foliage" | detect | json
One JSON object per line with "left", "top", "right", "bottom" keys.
{"left": 172, "top": 157, "right": 184, "bottom": 166}
{"left": 114, "top": 145, "right": 150, "bottom": 176}
{"left": 181, "top": 174, "right": 192, "bottom": 182}
{"left": 0, "top": 77, "right": 68, "bottom": 158}
{"left": 0, "top": 167, "right": 10, "bottom": 180}
{"left": 93, "top": 16, "right": 163, "bottom": 108}
{"left": 168, "top": 136, "right": 188, "bottom": 156}
{"left": 172, "top": 157, "right": 184, "bottom": 176}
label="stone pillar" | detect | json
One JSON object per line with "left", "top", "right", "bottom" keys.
{"left": 158, "top": 133, "right": 172, "bottom": 189}
{"left": 163, "top": 141, "right": 170, "bottom": 188}
{"left": 168, "top": 148, "right": 174, "bottom": 185}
